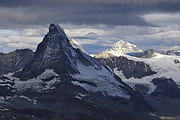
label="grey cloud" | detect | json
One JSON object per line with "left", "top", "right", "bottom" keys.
{"left": 0, "top": 0, "right": 180, "bottom": 29}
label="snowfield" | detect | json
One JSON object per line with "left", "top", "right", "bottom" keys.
{"left": 71, "top": 62, "right": 130, "bottom": 99}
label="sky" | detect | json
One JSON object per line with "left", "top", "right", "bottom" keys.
{"left": 0, "top": 0, "right": 180, "bottom": 54}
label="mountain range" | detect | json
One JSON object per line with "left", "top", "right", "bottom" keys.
{"left": 0, "top": 24, "right": 161, "bottom": 120}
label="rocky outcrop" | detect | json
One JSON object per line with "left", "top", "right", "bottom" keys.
{"left": 0, "top": 49, "right": 34, "bottom": 76}
{"left": 174, "top": 59, "right": 180, "bottom": 64}
{"left": 151, "top": 77, "right": 180, "bottom": 98}
{"left": 99, "top": 56, "right": 156, "bottom": 79}
{"left": 0, "top": 76, "right": 15, "bottom": 97}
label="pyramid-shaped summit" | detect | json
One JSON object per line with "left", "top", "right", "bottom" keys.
{"left": 14, "top": 24, "right": 105, "bottom": 80}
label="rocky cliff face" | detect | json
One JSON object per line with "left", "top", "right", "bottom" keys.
{"left": 0, "top": 24, "right": 158, "bottom": 120}
{"left": 99, "top": 56, "right": 156, "bottom": 79}
{"left": 151, "top": 77, "right": 180, "bottom": 98}
{"left": 0, "top": 49, "right": 34, "bottom": 76}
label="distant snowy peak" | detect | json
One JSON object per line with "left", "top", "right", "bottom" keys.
{"left": 110, "top": 40, "right": 142, "bottom": 54}
{"left": 69, "top": 38, "right": 88, "bottom": 54}
{"left": 95, "top": 40, "right": 142, "bottom": 58}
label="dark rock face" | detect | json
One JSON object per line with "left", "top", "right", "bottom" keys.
{"left": 151, "top": 77, "right": 180, "bottom": 98}
{"left": 0, "top": 76, "right": 15, "bottom": 97}
{"left": 164, "top": 50, "right": 180, "bottom": 56}
{"left": 18, "top": 108, "right": 56, "bottom": 119}
{"left": 0, "top": 49, "right": 34, "bottom": 76}
{"left": 174, "top": 59, "right": 180, "bottom": 64}
{"left": 99, "top": 56, "right": 156, "bottom": 79}
{"left": 134, "top": 84, "right": 150, "bottom": 96}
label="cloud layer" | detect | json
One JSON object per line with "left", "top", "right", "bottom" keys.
{"left": 0, "top": 0, "right": 180, "bottom": 28}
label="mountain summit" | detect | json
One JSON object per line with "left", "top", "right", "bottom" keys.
{"left": 109, "top": 40, "right": 142, "bottom": 55}
{"left": 14, "top": 24, "right": 101, "bottom": 79}
{"left": 95, "top": 40, "right": 142, "bottom": 58}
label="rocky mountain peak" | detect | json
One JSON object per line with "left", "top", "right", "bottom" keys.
{"left": 13, "top": 24, "right": 103, "bottom": 80}
{"left": 49, "top": 24, "right": 58, "bottom": 33}
{"left": 13, "top": 24, "right": 79, "bottom": 79}
{"left": 48, "top": 24, "right": 68, "bottom": 39}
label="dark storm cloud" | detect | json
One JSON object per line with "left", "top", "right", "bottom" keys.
{"left": 0, "top": 0, "right": 180, "bottom": 29}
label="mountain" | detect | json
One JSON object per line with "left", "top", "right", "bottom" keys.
{"left": 0, "top": 24, "right": 158, "bottom": 120}
{"left": 95, "top": 41, "right": 155, "bottom": 79}
{"left": 161, "top": 50, "right": 180, "bottom": 56}
{"left": 0, "top": 39, "right": 87, "bottom": 77}
{"left": 0, "top": 49, "right": 34, "bottom": 76}
{"left": 97, "top": 40, "right": 143, "bottom": 57}
{"left": 137, "top": 49, "right": 180, "bottom": 58}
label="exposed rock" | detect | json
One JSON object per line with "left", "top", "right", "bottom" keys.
{"left": 174, "top": 59, "right": 180, "bottom": 64}
{"left": 0, "top": 49, "right": 34, "bottom": 76}
{"left": 151, "top": 77, "right": 180, "bottom": 98}
{"left": 99, "top": 56, "right": 156, "bottom": 79}
{"left": 0, "top": 76, "right": 15, "bottom": 97}
{"left": 134, "top": 84, "right": 150, "bottom": 96}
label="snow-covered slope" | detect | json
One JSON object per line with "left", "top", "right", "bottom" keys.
{"left": 121, "top": 54, "right": 180, "bottom": 83}
{"left": 69, "top": 38, "right": 88, "bottom": 54}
